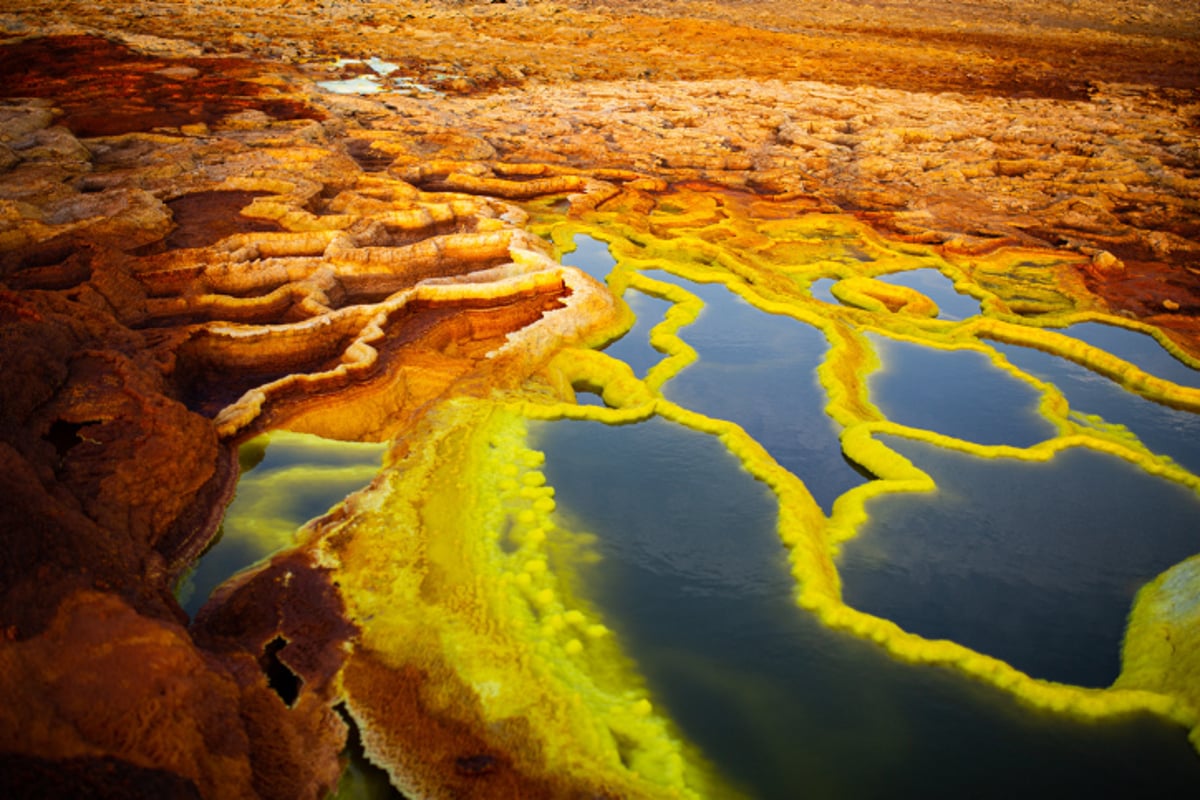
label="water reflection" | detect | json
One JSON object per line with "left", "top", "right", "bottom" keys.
{"left": 1057, "top": 321, "right": 1200, "bottom": 389}
{"left": 540, "top": 416, "right": 783, "bottom": 597}
{"left": 318, "top": 74, "right": 387, "bottom": 95}
{"left": 652, "top": 272, "right": 865, "bottom": 512}
{"left": 562, "top": 235, "right": 673, "bottom": 379}
{"left": 317, "top": 57, "right": 440, "bottom": 96}
{"left": 539, "top": 223, "right": 1200, "bottom": 790}
{"left": 869, "top": 334, "right": 1057, "bottom": 447}
{"left": 809, "top": 271, "right": 981, "bottom": 321}
{"left": 810, "top": 277, "right": 838, "bottom": 305}
{"left": 561, "top": 233, "right": 617, "bottom": 282}
{"left": 176, "top": 432, "right": 384, "bottom": 616}
{"left": 605, "top": 288, "right": 673, "bottom": 378}
{"left": 559, "top": 237, "right": 864, "bottom": 510}
{"left": 536, "top": 417, "right": 1200, "bottom": 798}
{"left": 839, "top": 436, "right": 1200, "bottom": 688}
{"left": 993, "top": 342, "right": 1200, "bottom": 475}
{"left": 873, "top": 269, "right": 982, "bottom": 320}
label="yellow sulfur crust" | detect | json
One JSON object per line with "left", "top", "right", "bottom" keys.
{"left": 522, "top": 185, "right": 1200, "bottom": 755}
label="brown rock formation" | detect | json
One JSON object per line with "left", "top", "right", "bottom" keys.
{"left": 0, "top": 29, "right": 625, "bottom": 798}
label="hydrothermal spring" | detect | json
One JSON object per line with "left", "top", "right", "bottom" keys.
{"left": 193, "top": 187, "right": 1200, "bottom": 797}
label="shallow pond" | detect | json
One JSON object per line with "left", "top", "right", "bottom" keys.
{"left": 535, "top": 416, "right": 1200, "bottom": 798}
{"left": 176, "top": 432, "right": 385, "bottom": 616}
{"left": 873, "top": 268, "right": 982, "bottom": 320}
{"left": 839, "top": 435, "right": 1200, "bottom": 688}
{"left": 317, "top": 57, "right": 439, "bottom": 96}
{"left": 993, "top": 341, "right": 1200, "bottom": 475}
{"left": 545, "top": 226, "right": 1200, "bottom": 794}
{"left": 201, "top": 209, "right": 1200, "bottom": 796}
{"left": 654, "top": 272, "right": 865, "bottom": 512}
{"left": 868, "top": 334, "right": 1057, "bottom": 448}
{"left": 1057, "top": 321, "right": 1200, "bottom": 390}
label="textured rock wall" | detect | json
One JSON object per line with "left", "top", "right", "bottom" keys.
{"left": 0, "top": 30, "right": 625, "bottom": 798}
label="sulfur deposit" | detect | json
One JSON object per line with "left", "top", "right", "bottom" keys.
{"left": 0, "top": 29, "right": 629, "bottom": 798}
{"left": 1, "top": 1, "right": 1198, "bottom": 797}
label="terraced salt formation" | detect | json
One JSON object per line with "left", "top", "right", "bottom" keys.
{"left": 0, "top": 32, "right": 627, "bottom": 798}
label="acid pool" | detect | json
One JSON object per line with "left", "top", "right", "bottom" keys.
{"left": 197, "top": 187, "right": 1200, "bottom": 796}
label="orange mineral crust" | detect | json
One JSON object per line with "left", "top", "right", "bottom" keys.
{"left": 6, "top": 0, "right": 1197, "bottom": 98}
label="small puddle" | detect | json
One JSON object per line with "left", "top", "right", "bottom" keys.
{"left": 176, "top": 431, "right": 385, "bottom": 616}
{"left": 874, "top": 268, "right": 982, "bottom": 320}
{"left": 319, "top": 74, "right": 387, "bottom": 95}
{"left": 810, "top": 271, "right": 981, "bottom": 320}
{"left": 317, "top": 57, "right": 440, "bottom": 96}
{"left": 605, "top": 288, "right": 673, "bottom": 378}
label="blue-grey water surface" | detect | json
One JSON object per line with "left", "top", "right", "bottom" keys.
{"left": 535, "top": 416, "right": 1200, "bottom": 799}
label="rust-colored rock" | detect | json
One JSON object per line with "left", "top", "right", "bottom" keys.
{"left": 191, "top": 552, "right": 356, "bottom": 800}
{"left": 0, "top": 242, "right": 231, "bottom": 636}
{"left": 341, "top": 651, "right": 573, "bottom": 799}
{"left": 0, "top": 591, "right": 253, "bottom": 798}
{"left": 0, "top": 24, "right": 634, "bottom": 797}
{"left": 0, "top": 35, "right": 323, "bottom": 137}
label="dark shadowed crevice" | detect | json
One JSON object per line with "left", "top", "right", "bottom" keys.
{"left": 333, "top": 704, "right": 408, "bottom": 799}
{"left": 43, "top": 419, "right": 87, "bottom": 459}
{"left": 0, "top": 752, "right": 202, "bottom": 800}
{"left": 260, "top": 636, "right": 302, "bottom": 707}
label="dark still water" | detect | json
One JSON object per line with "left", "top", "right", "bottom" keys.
{"left": 652, "top": 272, "right": 866, "bottom": 512}
{"left": 176, "top": 432, "right": 385, "bottom": 616}
{"left": 868, "top": 334, "right": 1057, "bottom": 447}
{"left": 993, "top": 340, "right": 1200, "bottom": 476}
{"left": 534, "top": 416, "right": 1200, "bottom": 799}
{"left": 838, "top": 435, "right": 1200, "bottom": 688}
{"left": 1057, "top": 321, "right": 1200, "bottom": 390}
